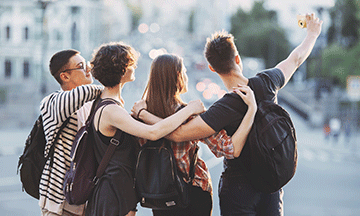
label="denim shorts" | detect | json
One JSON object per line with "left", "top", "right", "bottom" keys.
{"left": 218, "top": 176, "right": 284, "bottom": 216}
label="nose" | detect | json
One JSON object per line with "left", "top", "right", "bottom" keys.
{"left": 86, "top": 61, "right": 92, "bottom": 72}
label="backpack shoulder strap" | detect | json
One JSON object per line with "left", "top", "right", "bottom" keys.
{"left": 90, "top": 98, "right": 124, "bottom": 182}
{"left": 47, "top": 115, "right": 72, "bottom": 167}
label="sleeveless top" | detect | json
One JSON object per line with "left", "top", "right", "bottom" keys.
{"left": 85, "top": 99, "right": 140, "bottom": 216}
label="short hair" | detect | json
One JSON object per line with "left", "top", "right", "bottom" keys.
{"left": 91, "top": 42, "right": 139, "bottom": 87}
{"left": 204, "top": 30, "right": 237, "bottom": 74}
{"left": 49, "top": 49, "right": 80, "bottom": 84}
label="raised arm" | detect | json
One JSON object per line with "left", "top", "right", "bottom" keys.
{"left": 104, "top": 100, "right": 206, "bottom": 141}
{"left": 276, "top": 13, "right": 323, "bottom": 85}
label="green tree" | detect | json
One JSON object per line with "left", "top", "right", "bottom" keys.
{"left": 308, "top": 0, "right": 360, "bottom": 88}
{"left": 230, "top": 1, "right": 290, "bottom": 68}
{"left": 308, "top": 43, "right": 360, "bottom": 88}
{"left": 125, "top": 1, "right": 143, "bottom": 32}
{"left": 327, "top": 0, "right": 360, "bottom": 47}
{"left": 188, "top": 9, "right": 195, "bottom": 34}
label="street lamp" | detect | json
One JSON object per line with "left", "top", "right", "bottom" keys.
{"left": 38, "top": 0, "right": 55, "bottom": 97}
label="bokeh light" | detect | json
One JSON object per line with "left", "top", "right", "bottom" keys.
{"left": 208, "top": 83, "right": 220, "bottom": 94}
{"left": 149, "top": 48, "right": 167, "bottom": 59}
{"left": 203, "top": 89, "right": 213, "bottom": 100}
{"left": 196, "top": 82, "right": 206, "bottom": 92}
{"left": 138, "top": 23, "right": 149, "bottom": 34}
{"left": 150, "top": 23, "right": 160, "bottom": 33}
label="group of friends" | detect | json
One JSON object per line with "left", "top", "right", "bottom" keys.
{"left": 38, "top": 13, "right": 322, "bottom": 216}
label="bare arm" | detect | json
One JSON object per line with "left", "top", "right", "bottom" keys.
{"left": 132, "top": 99, "right": 216, "bottom": 141}
{"left": 99, "top": 100, "right": 205, "bottom": 141}
{"left": 139, "top": 110, "right": 216, "bottom": 142}
{"left": 276, "top": 13, "right": 323, "bottom": 85}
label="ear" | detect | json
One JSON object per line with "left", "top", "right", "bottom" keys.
{"left": 208, "top": 65, "right": 216, "bottom": 72}
{"left": 235, "top": 55, "right": 240, "bottom": 64}
{"left": 59, "top": 72, "right": 70, "bottom": 83}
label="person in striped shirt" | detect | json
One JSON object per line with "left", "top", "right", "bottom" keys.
{"left": 39, "top": 49, "right": 103, "bottom": 216}
{"left": 132, "top": 54, "right": 257, "bottom": 215}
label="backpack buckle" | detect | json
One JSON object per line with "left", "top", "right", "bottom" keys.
{"left": 93, "top": 176, "right": 100, "bottom": 185}
{"left": 110, "top": 138, "right": 120, "bottom": 146}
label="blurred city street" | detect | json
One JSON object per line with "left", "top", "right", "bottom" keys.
{"left": 1, "top": 0, "right": 360, "bottom": 215}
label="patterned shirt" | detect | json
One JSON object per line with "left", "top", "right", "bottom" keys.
{"left": 39, "top": 85, "right": 102, "bottom": 215}
{"left": 139, "top": 129, "right": 234, "bottom": 194}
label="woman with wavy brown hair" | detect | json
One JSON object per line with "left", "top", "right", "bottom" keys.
{"left": 132, "top": 54, "right": 257, "bottom": 216}
{"left": 85, "top": 43, "right": 206, "bottom": 216}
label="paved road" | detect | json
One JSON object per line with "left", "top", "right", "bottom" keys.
{"left": 1, "top": 103, "right": 359, "bottom": 216}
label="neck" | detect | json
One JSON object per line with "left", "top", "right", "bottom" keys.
{"left": 61, "top": 83, "right": 74, "bottom": 91}
{"left": 218, "top": 69, "right": 248, "bottom": 92}
{"left": 101, "top": 84, "right": 124, "bottom": 106}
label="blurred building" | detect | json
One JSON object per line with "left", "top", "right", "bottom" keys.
{"left": 0, "top": 0, "right": 132, "bottom": 128}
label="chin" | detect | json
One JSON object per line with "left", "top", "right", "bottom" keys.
{"left": 86, "top": 79, "right": 93, "bottom": 85}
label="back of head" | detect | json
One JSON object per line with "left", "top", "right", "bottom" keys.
{"left": 49, "top": 49, "right": 80, "bottom": 84}
{"left": 91, "top": 42, "right": 139, "bottom": 87}
{"left": 204, "top": 30, "right": 237, "bottom": 74}
{"left": 145, "top": 54, "right": 185, "bottom": 118}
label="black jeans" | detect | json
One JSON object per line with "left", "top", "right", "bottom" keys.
{"left": 152, "top": 185, "right": 213, "bottom": 216}
{"left": 219, "top": 176, "right": 283, "bottom": 216}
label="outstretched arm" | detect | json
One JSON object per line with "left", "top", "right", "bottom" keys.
{"left": 103, "top": 100, "right": 206, "bottom": 141}
{"left": 132, "top": 99, "right": 216, "bottom": 141}
{"left": 276, "top": 13, "right": 323, "bottom": 85}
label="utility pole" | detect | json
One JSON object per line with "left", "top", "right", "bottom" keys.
{"left": 38, "top": 0, "right": 52, "bottom": 98}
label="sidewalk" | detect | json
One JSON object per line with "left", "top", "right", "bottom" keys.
{"left": 284, "top": 103, "right": 360, "bottom": 164}
{"left": 0, "top": 129, "right": 29, "bottom": 156}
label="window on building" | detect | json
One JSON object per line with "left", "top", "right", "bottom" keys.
{"left": 6, "top": 26, "right": 11, "bottom": 40}
{"left": 5, "top": 60, "right": 11, "bottom": 78}
{"left": 24, "top": 27, "right": 29, "bottom": 41}
{"left": 23, "top": 61, "right": 30, "bottom": 78}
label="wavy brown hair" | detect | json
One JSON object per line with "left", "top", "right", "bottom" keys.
{"left": 143, "top": 54, "right": 187, "bottom": 119}
{"left": 91, "top": 42, "right": 139, "bottom": 87}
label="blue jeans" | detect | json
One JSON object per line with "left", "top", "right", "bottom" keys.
{"left": 219, "top": 176, "right": 283, "bottom": 216}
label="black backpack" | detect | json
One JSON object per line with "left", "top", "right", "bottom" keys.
{"left": 17, "top": 115, "right": 69, "bottom": 199}
{"left": 134, "top": 139, "right": 198, "bottom": 210}
{"left": 247, "top": 77, "right": 298, "bottom": 194}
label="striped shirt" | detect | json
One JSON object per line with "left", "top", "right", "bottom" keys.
{"left": 39, "top": 85, "right": 102, "bottom": 215}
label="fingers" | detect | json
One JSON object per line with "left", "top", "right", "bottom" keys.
{"left": 233, "top": 84, "right": 256, "bottom": 106}
{"left": 233, "top": 84, "right": 252, "bottom": 95}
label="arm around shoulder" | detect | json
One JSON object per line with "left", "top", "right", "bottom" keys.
{"left": 110, "top": 100, "right": 207, "bottom": 141}
{"left": 167, "top": 115, "right": 216, "bottom": 142}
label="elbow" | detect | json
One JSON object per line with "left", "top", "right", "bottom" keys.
{"left": 233, "top": 150, "right": 241, "bottom": 158}
{"left": 169, "top": 131, "right": 183, "bottom": 142}
{"left": 293, "top": 52, "right": 303, "bottom": 68}
{"left": 147, "top": 129, "right": 161, "bottom": 141}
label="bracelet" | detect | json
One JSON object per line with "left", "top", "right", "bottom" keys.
{"left": 137, "top": 108, "right": 146, "bottom": 120}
